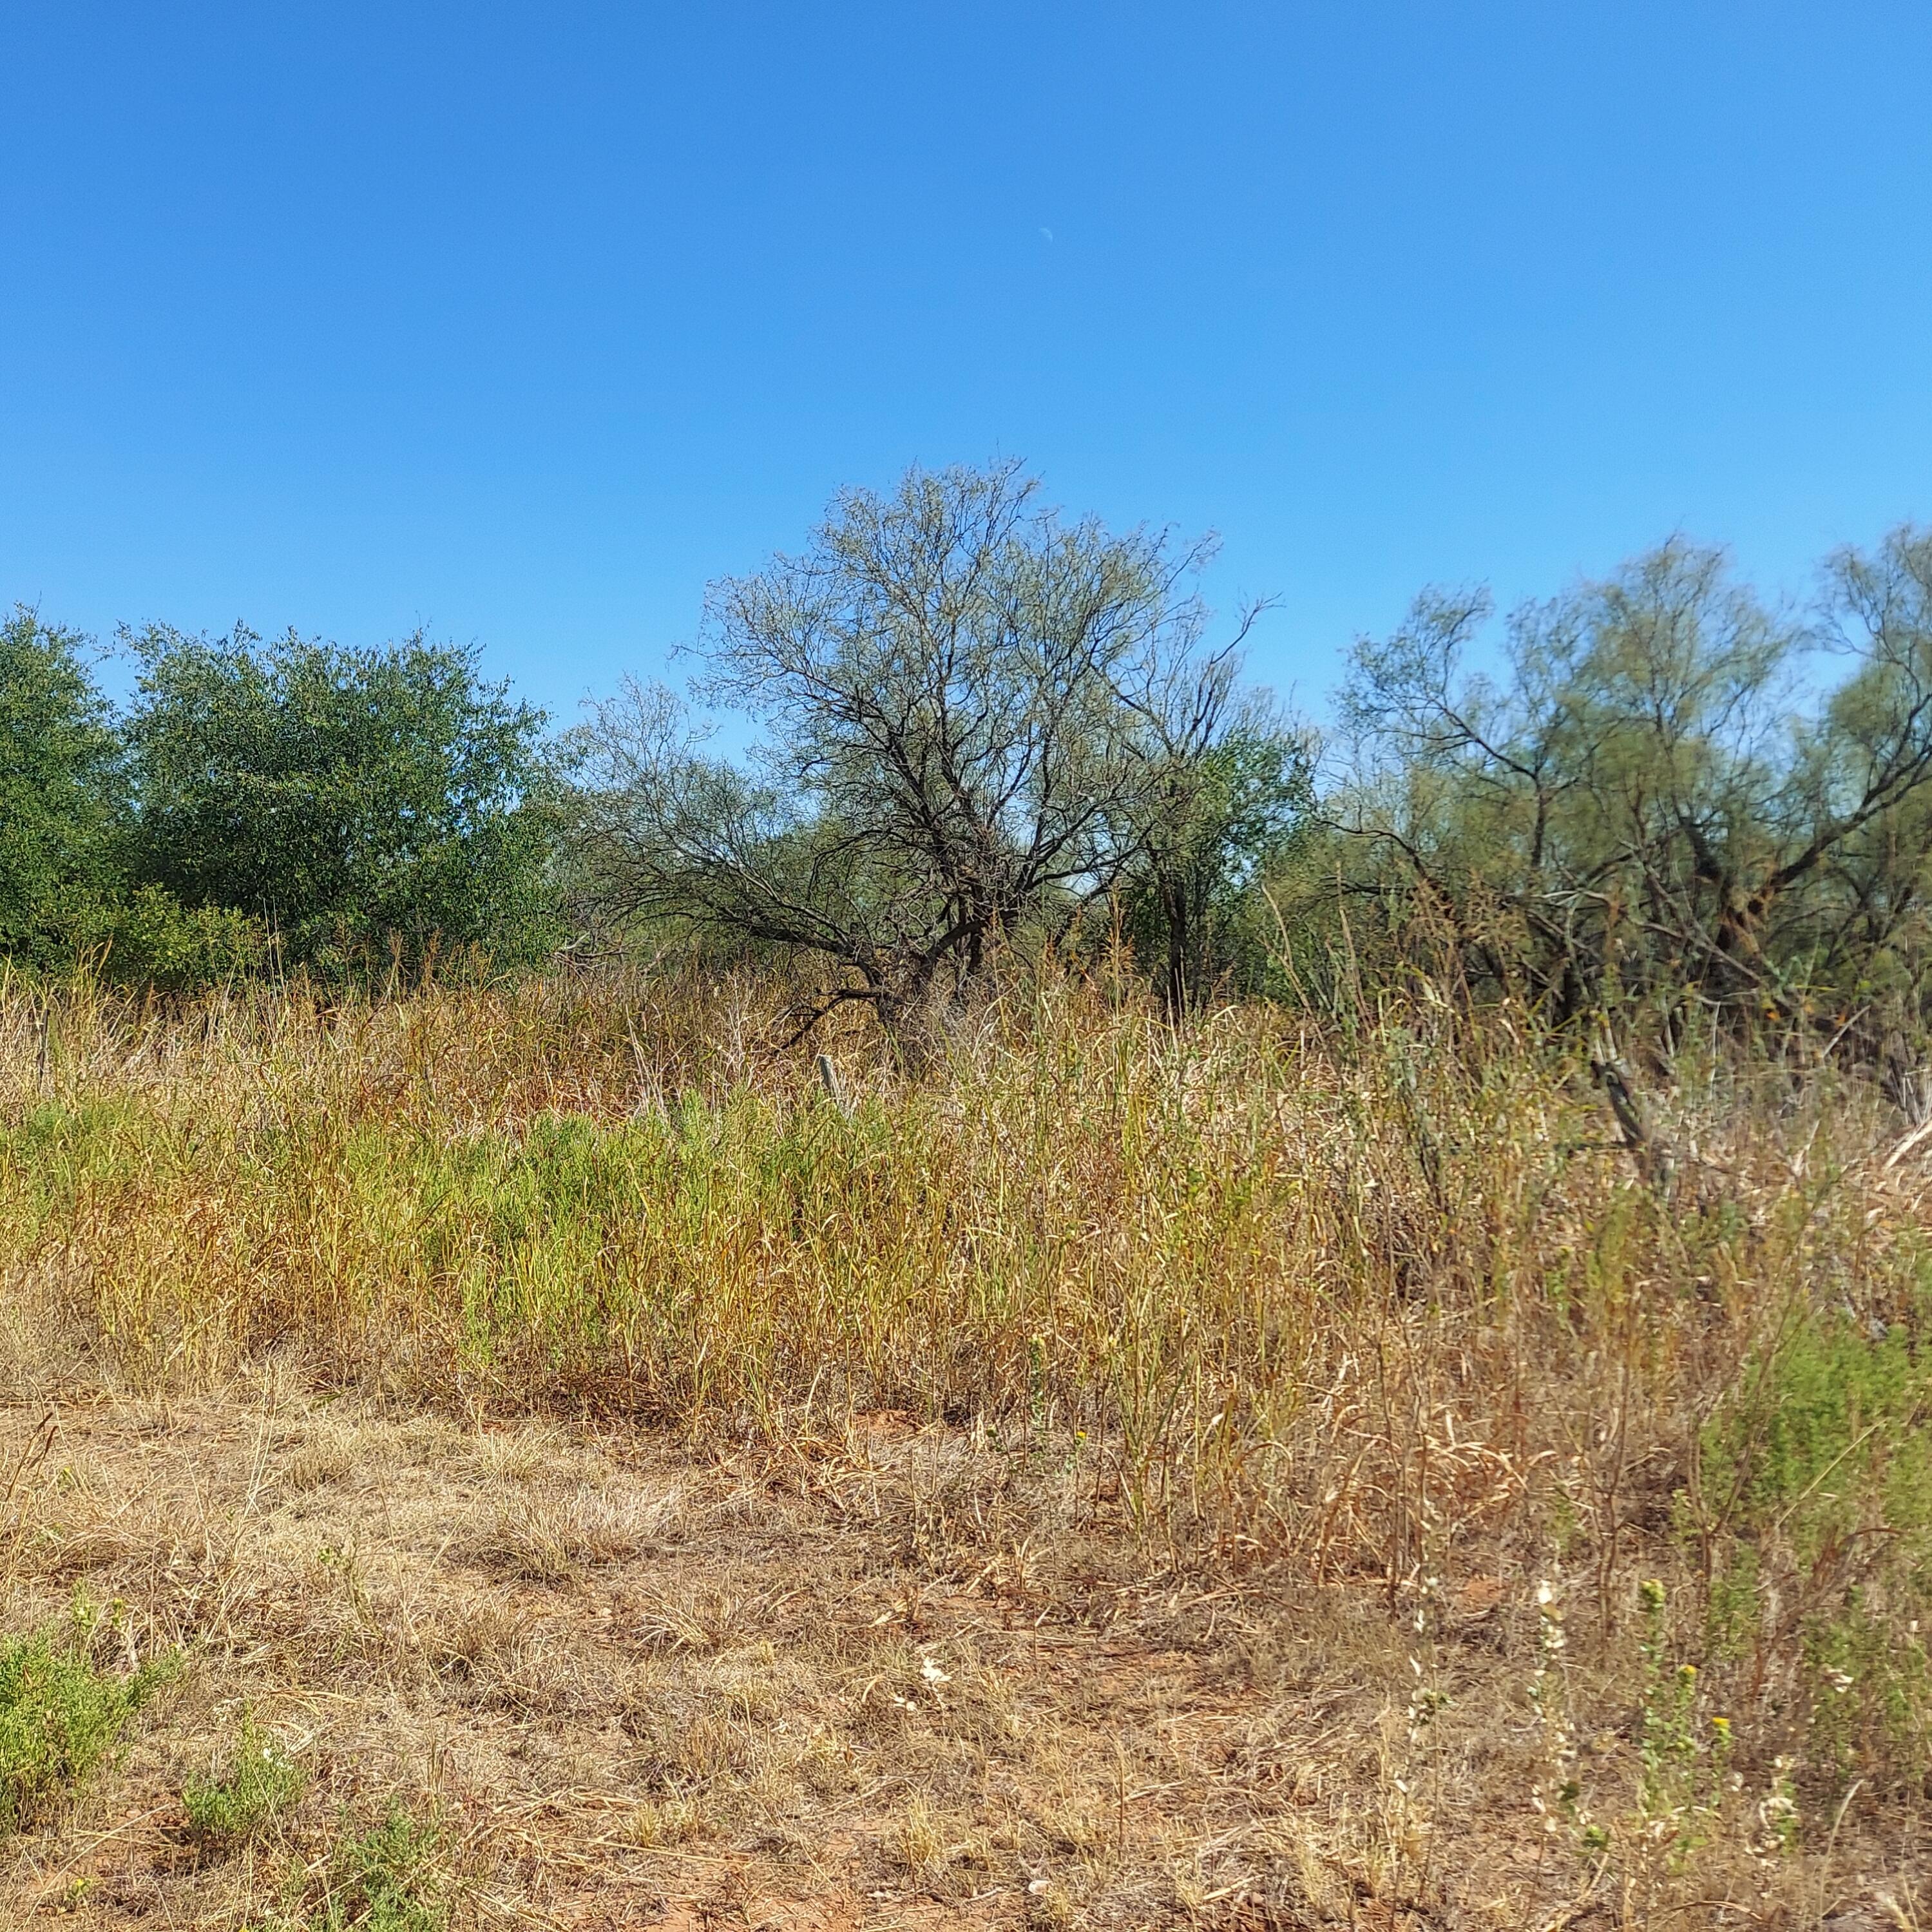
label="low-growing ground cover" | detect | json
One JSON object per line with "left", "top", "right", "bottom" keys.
{"left": 1, "top": 1607, "right": 170, "bottom": 1839}
{"left": 2, "top": 969, "right": 1930, "bottom": 1927}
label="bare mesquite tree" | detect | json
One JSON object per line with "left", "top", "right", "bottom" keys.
{"left": 573, "top": 461, "right": 1270, "bottom": 1040}
{"left": 1328, "top": 528, "right": 1932, "bottom": 1040}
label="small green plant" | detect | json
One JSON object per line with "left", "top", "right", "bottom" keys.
{"left": 1630, "top": 1579, "right": 1729, "bottom": 1874}
{"left": 0, "top": 1608, "right": 171, "bottom": 1834}
{"left": 183, "top": 1713, "right": 305, "bottom": 1850}
{"left": 314, "top": 1807, "right": 447, "bottom": 1932}
{"left": 1527, "top": 1578, "right": 1591, "bottom": 1844}
{"left": 1532, "top": 1578, "right": 1743, "bottom": 1886}
{"left": 1636, "top": 1581, "right": 1697, "bottom": 1812}
{"left": 1802, "top": 1595, "right": 1932, "bottom": 1781}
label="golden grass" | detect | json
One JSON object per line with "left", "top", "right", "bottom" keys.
{"left": 2, "top": 965, "right": 1931, "bottom": 1925}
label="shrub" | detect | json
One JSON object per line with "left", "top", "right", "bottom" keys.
{"left": 182, "top": 1713, "right": 304, "bottom": 1849}
{"left": 123, "top": 624, "right": 557, "bottom": 982}
{"left": 0, "top": 608, "right": 125, "bottom": 972}
{"left": 317, "top": 1807, "right": 446, "bottom": 1932}
{"left": 1699, "top": 1268, "right": 1932, "bottom": 1785}
{"left": 0, "top": 1612, "right": 171, "bottom": 1834}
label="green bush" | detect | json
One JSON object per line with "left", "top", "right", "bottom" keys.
{"left": 93, "top": 886, "right": 265, "bottom": 989}
{"left": 1700, "top": 1263, "right": 1932, "bottom": 1783}
{"left": 0, "top": 608, "right": 126, "bottom": 972}
{"left": 0, "top": 1615, "right": 171, "bottom": 1833}
{"left": 124, "top": 624, "right": 557, "bottom": 982}
{"left": 1704, "top": 1293, "right": 1932, "bottom": 1570}
{"left": 257, "top": 1806, "right": 448, "bottom": 1932}
{"left": 315, "top": 1808, "right": 447, "bottom": 1932}
{"left": 182, "top": 1713, "right": 304, "bottom": 1849}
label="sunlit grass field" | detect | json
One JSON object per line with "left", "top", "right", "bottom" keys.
{"left": 4, "top": 967, "right": 1930, "bottom": 1926}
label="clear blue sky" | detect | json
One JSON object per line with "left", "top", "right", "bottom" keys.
{"left": 4, "top": 4, "right": 1928, "bottom": 722}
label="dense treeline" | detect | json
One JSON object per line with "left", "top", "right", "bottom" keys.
{"left": 10, "top": 462, "right": 1932, "bottom": 1059}
{"left": 1, "top": 613, "right": 557, "bottom": 985}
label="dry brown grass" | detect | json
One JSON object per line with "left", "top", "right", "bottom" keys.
{"left": 2, "top": 968, "right": 1931, "bottom": 1926}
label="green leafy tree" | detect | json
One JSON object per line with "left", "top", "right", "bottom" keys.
{"left": 0, "top": 607, "right": 264, "bottom": 986}
{"left": 124, "top": 626, "right": 557, "bottom": 979}
{"left": 1119, "top": 704, "right": 1312, "bottom": 1012}
{"left": 0, "top": 608, "right": 125, "bottom": 966}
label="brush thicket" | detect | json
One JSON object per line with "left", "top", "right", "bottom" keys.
{"left": 3, "top": 962, "right": 1929, "bottom": 1891}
